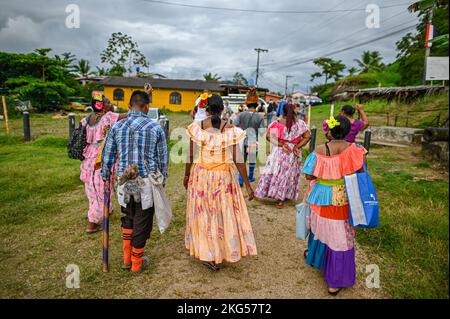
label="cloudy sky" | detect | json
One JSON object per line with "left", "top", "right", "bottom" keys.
{"left": 0, "top": 0, "right": 419, "bottom": 92}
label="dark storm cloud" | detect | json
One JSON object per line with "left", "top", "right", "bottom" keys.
{"left": 0, "top": 0, "right": 419, "bottom": 92}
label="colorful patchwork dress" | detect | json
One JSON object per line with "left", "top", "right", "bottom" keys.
{"left": 302, "top": 143, "right": 366, "bottom": 288}
{"left": 185, "top": 122, "right": 257, "bottom": 264}
{"left": 255, "top": 119, "right": 309, "bottom": 201}
{"left": 80, "top": 112, "right": 119, "bottom": 224}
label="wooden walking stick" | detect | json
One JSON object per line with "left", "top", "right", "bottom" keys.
{"left": 102, "top": 187, "right": 111, "bottom": 272}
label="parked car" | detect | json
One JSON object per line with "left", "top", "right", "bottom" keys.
{"left": 62, "top": 99, "right": 92, "bottom": 112}
{"left": 221, "top": 94, "right": 268, "bottom": 114}
{"left": 307, "top": 96, "right": 323, "bottom": 106}
{"left": 148, "top": 107, "right": 169, "bottom": 138}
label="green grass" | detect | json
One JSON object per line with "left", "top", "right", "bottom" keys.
{"left": 0, "top": 111, "right": 448, "bottom": 298}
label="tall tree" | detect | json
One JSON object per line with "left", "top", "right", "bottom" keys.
{"left": 310, "top": 57, "right": 346, "bottom": 84}
{"left": 232, "top": 72, "right": 248, "bottom": 86}
{"left": 354, "top": 51, "right": 385, "bottom": 73}
{"left": 100, "top": 32, "right": 149, "bottom": 75}
{"left": 72, "top": 59, "right": 93, "bottom": 78}
{"left": 203, "top": 72, "right": 221, "bottom": 81}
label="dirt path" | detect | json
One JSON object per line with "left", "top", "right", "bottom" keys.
{"left": 148, "top": 179, "right": 387, "bottom": 299}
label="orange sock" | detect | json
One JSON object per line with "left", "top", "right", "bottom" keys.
{"left": 122, "top": 228, "right": 133, "bottom": 265}
{"left": 131, "top": 247, "right": 145, "bottom": 272}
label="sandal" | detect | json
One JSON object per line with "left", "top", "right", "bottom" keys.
{"left": 328, "top": 288, "right": 342, "bottom": 296}
{"left": 275, "top": 201, "right": 284, "bottom": 209}
{"left": 202, "top": 261, "right": 220, "bottom": 271}
{"left": 86, "top": 223, "right": 102, "bottom": 234}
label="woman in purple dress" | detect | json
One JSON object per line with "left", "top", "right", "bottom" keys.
{"left": 323, "top": 104, "right": 369, "bottom": 143}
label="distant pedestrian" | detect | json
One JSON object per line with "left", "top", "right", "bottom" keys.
{"left": 255, "top": 103, "right": 310, "bottom": 208}
{"left": 233, "top": 87, "right": 266, "bottom": 185}
{"left": 323, "top": 104, "right": 369, "bottom": 142}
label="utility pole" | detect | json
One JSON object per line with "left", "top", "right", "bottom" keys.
{"left": 423, "top": 8, "right": 434, "bottom": 85}
{"left": 284, "top": 75, "right": 294, "bottom": 96}
{"left": 254, "top": 48, "right": 268, "bottom": 86}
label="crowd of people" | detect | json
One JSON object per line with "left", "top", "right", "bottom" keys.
{"left": 77, "top": 85, "right": 370, "bottom": 295}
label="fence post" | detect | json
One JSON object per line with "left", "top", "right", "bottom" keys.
{"left": 23, "top": 111, "right": 31, "bottom": 142}
{"left": 69, "top": 113, "right": 75, "bottom": 139}
{"left": 309, "top": 128, "right": 317, "bottom": 153}
{"left": 1, "top": 96, "right": 10, "bottom": 135}
{"left": 406, "top": 111, "right": 409, "bottom": 127}
{"left": 363, "top": 130, "right": 372, "bottom": 154}
{"left": 386, "top": 112, "right": 390, "bottom": 126}
{"left": 394, "top": 115, "right": 398, "bottom": 127}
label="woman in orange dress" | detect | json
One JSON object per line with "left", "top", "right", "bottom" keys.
{"left": 184, "top": 94, "right": 257, "bottom": 271}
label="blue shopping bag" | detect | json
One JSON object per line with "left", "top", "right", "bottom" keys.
{"left": 344, "top": 164, "right": 379, "bottom": 228}
{"left": 296, "top": 203, "right": 311, "bottom": 240}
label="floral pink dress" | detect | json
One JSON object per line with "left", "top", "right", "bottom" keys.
{"left": 80, "top": 112, "right": 119, "bottom": 224}
{"left": 255, "top": 119, "right": 309, "bottom": 201}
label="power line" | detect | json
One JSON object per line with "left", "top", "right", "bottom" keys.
{"left": 260, "top": 19, "right": 417, "bottom": 70}
{"left": 144, "top": 0, "right": 413, "bottom": 14}
{"left": 265, "top": 24, "right": 417, "bottom": 70}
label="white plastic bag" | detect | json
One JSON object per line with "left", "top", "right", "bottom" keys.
{"left": 149, "top": 172, "right": 172, "bottom": 234}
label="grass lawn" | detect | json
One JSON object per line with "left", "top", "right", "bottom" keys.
{"left": 0, "top": 105, "right": 448, "bottom": 298}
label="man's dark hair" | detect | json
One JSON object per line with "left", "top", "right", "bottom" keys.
{"left": 247, "top": 102, "right": 258, "bottom": 109}
{"left": 129, "top": 90, "right": 150, "bottom": 108}
{"left": 330, "top": 115, "right": 351, "bottom": 140}
{"left": 341, "top": 105, "right": 356, "bottom": 116}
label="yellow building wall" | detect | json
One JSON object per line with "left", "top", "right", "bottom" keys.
{"left": 103, "top": 85, "right": 221, "bottom": 112}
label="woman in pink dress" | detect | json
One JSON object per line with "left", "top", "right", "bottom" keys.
{"left": 323, "top": 104, "right": 369, "bottom": 143}
{"left": 80, "top": 94, "right": 125, "bottom": 233}
{"left": 255, "top": 103, "right": 311, "bottom": 208}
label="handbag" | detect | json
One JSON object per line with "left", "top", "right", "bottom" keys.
{"left": 296, "top": 202, "right": 311, "bottom": 240}
{"left": 344, "top": 163, "right": 379, "bottom": 228}
{"left": 67, "top": 115, "right": 92, "bottom": 161}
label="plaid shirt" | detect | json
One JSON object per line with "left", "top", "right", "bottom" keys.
{"left": 101, "top": 110, "right": 168, "bottom": 181}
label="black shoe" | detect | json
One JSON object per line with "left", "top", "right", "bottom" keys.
{"left": 328, "top": 288, "right": 342, "bottom": 296}
{"left": 202, "top": 261, "right": 220, "bottom": 271}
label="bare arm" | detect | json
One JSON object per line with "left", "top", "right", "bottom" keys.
{"left": 183, "top": 139, "right": 195, "bottom": 189}
{"left": 232, "top": 144, "right": 254, "bottom": 200}
{"left": 356, "top": 104, "right": 369, "bottom": 130}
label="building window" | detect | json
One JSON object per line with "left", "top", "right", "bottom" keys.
{"left": 113, "top": 88, "right": 124, "bottom": 101}
{"left": 169, "top": 92, "right": 182, "bottom": 105}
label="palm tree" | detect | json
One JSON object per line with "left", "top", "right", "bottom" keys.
{"left": 354, "top": 51, "right": 385, "bottom": 73}
{"left": 203, "top": 72, "right": 221, "bottom": 81}
{"left": 94, "top": 66, "right": 109, "bottom": 76}
{"left": 73, "top": 59, "right": 94, "bottom": 78}
{"left": 347, "top": 67, "right": 359, "bottom": 76}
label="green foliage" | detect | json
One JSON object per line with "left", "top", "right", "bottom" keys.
{"left": 310, "top": 83, "right": 335, "bottom": 102}
{"left": 5, "top": 77, "right": 74, "bottom": 112}
{"left": 100, "top": 32, "right": 149, "bottom": 73}
{"left": 395, "top": 0, "right": 449, "bottom": 85}
{"left": 108, "top": 65, "right": 126, "bottom": 77}
{"left": 203, "top": 72, "right": 221, "bottom": 81}
{"left": 336, "top": 63, "right": 402, "bottom": 89}
{"left": 72, "top": 59, "right": 93, "bottom": 77}
{"left": 354, "top": 50, "right": 385, "bottom": 73}
{"left": 231, "top": 72, "right": 248, "bottom": 86}
{"left": 310, "top": 57, "right": 346, "bottom": 84}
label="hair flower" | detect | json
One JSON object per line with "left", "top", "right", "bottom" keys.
{"left": 326, "top": 116, "right": 341, "bottom": 129}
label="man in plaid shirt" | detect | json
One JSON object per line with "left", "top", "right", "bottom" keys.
{"left": 101, "top": 89, "right": 168, "bottom": 273}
